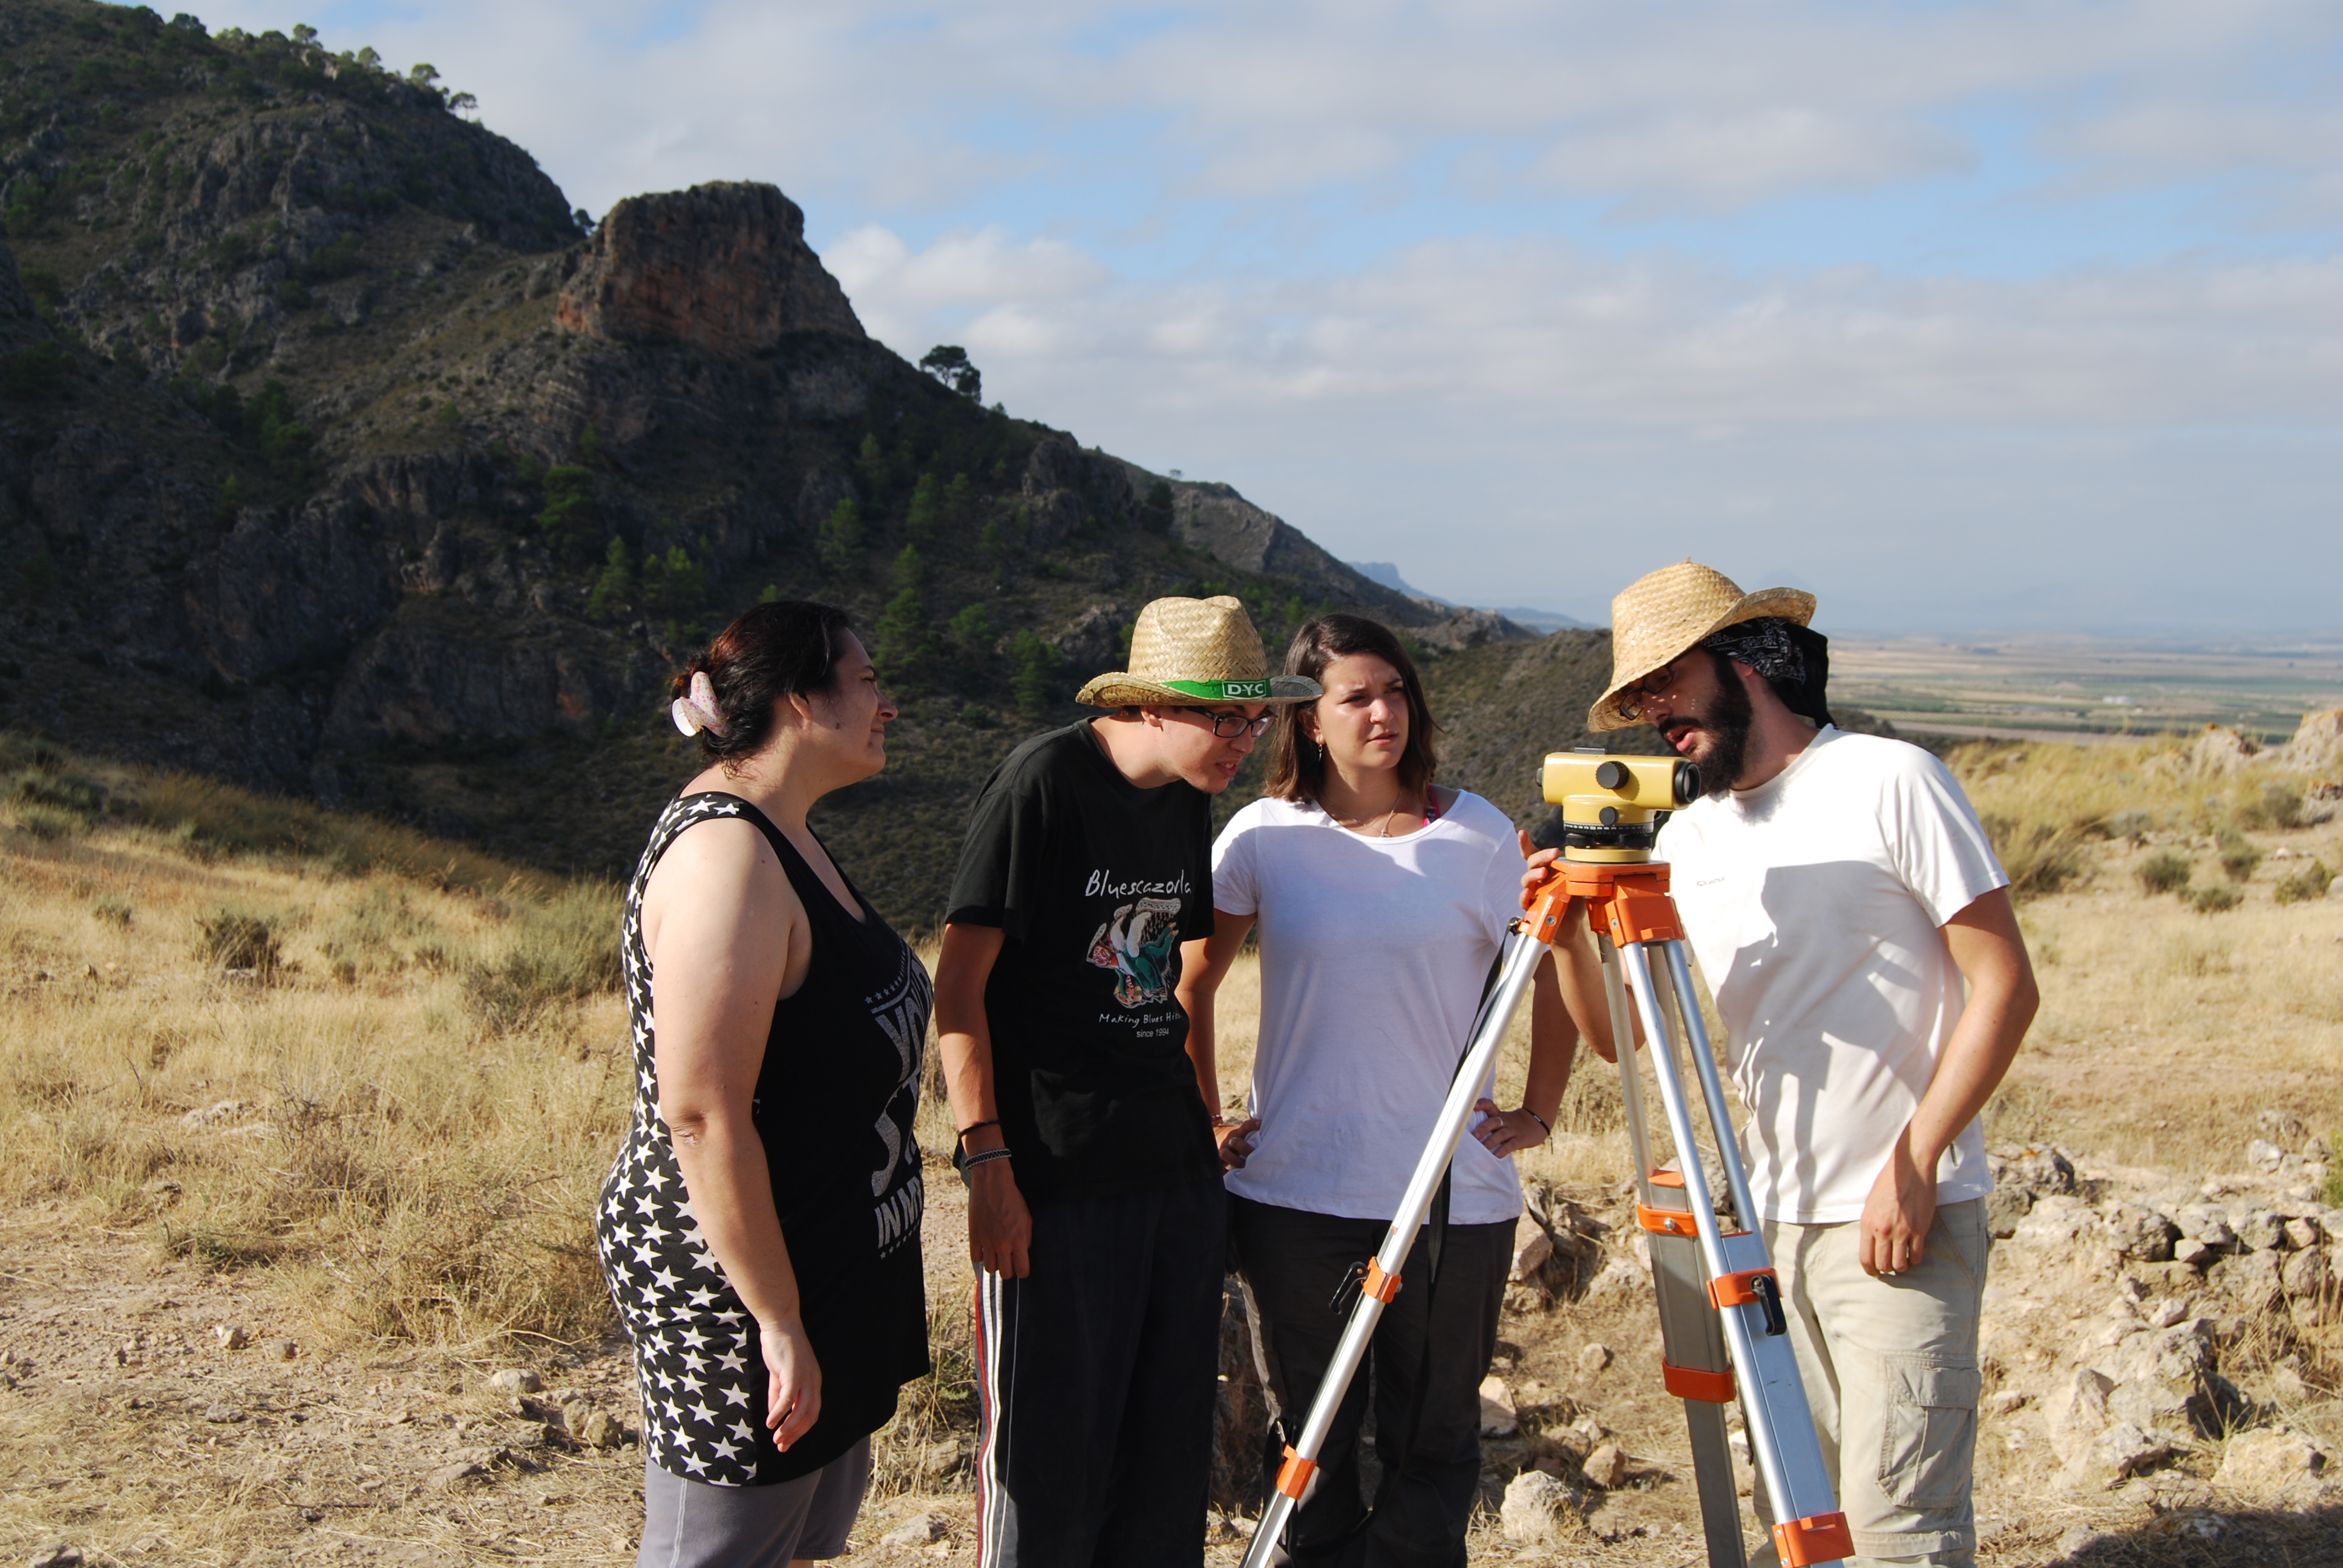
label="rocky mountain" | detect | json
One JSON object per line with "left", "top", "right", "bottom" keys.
{"left": 0, "top": 0, "right": 1599, "bottom": 925}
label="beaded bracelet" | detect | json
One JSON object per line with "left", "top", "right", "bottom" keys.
{"left": 960, "top": 1146, "right": 1012, "bottom": 1172}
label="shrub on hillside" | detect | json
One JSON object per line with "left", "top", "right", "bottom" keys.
{"left": 197, "top": 910, "right": 281, "bottom": 979}
{"left": 2217, "top": 827, "right": 2263, "bottom": 883}
{"left": 1979, "top": 813, "right": 2086, "bottom": 898}
{"left": 2275, "top": 861, "right": 2333, "bottom": 906}
{"left": 465, "top": 884, "right": 621, "bottom": 1029}
{"left": 2230, "top": 779, "right": 2309, "bottom": 831}
{"left": 2137, "top": 851, "right": 2192, "bottom": 896}
{"left": 2183, "top": 883, "right": 2244, "bottom": 914}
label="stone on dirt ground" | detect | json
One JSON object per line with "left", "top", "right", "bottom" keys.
{"left": 1500, "top": 1469, "right": 1579, "bottom": 1546}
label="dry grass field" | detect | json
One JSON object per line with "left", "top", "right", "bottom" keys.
{"left": 1, "top": 724, "right": 2339, "bottom": 1565}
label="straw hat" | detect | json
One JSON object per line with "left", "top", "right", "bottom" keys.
{"left": 1075, "top": 595, "right": 1323, "bottom": 708}
{"left": 1588, "top": 562, "right": 1816, "bottom": 731}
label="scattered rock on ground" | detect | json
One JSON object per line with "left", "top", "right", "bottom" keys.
{"left": 1478, "top": 1375, "right": 1518, "bottom": 1437}
{"left": 202, "top": 1404, "right": 244, "bottom": 1424}
{"left": 2215, "top": 1429, "right": 2329, "bottom": 1498}
{"left": 431, "top": 1457, "right": 489, "bottom": 1489}
{"left": 2065, "top": 1420, "right": 2177, "bottom": 1491}
{"left": 1578, "top": 1342, "right": 1612, "bottom": 1375}
{"left": 491, "top": 1367, "right": 543, "bottom": 1394}
{"left": 1499, "top": 1470, "right": 1578, "bottom": 1546}
{"left": 28, "top": 1545, "right": 82, "bottom": 1568}
{"left": 1581, "top": 1443, "right": 1628, "bottom": 1490}
{"left": 212, "top": 1324, "right": 248, "bottom": 1351}
{"left": 880, "top": 1512, "right": 949, "bottom": 1548}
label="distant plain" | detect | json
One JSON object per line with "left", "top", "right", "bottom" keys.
{"left": 1831, "top": 637, "right": 2343, "bottom": 746}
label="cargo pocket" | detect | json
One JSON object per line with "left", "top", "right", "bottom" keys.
{"left": 1878, "top": 1357, "right": 1981, "bottom": 1512}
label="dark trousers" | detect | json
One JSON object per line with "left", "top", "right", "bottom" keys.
{"left": 1231, "top": 1195, "right": 1512, "bottom": 1568}
{"left": 974, "top": 1173, "right": 1227, "bottom": 1568}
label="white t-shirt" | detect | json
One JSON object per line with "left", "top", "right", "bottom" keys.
{"left": 1662, "top": 727, "right": 2008, "bottom": 1224}
{"left": 1210, "top": 791, "right": 1529, "bottom": 1225}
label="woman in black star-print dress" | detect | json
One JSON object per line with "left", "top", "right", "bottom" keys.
{"left": 597, "top": 601, "right": 931, "bottom": 1568}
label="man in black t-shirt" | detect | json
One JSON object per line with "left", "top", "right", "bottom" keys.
{"left": 937, "top": 596, "right": 1320, "bottom": 1568}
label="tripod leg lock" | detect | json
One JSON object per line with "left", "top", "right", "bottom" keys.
{"left": 1708, "top": 1269, "right": 1791, "bottom": 1337}
{"left": 1773, "top": 1512, "right": 1855, "bottom": 1567}
{"left": 1361, "top": 1258, "right": 1400, "bottom": 1303}
{"left": 1276, "top": 1446, "right": 1318, "bottom": 1500}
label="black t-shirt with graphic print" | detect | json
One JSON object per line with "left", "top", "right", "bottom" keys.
{"left": 945, "top": 720, "right": 1222, "bottom": 1199}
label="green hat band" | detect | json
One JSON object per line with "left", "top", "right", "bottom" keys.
{"left": 1160, "top": 678, "right": 1273, "bottom": 701}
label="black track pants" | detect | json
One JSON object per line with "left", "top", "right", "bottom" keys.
{"left": 974, "top": 1173, "right": 1228, "bottom": 1568}
{"left": 1231, "top": 1194, "right": 1512, "bottom": 1568}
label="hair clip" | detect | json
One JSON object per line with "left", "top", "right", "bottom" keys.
{"left": 670, "top": 670, "right": 729, "bottom": 737}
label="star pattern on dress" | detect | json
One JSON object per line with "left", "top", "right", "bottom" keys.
{"left": 595, "top": 789, "right": 932, "bottom": 1492}
{"left": 595, "top": 793, "right": 795, "bottom": 1489}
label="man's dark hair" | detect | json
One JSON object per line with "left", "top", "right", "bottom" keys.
{"left": 673, "top": 600, "right": 857, "bottom": 769}
{"left": 1265, "top": 613, "right": 1440, "bottom": 804}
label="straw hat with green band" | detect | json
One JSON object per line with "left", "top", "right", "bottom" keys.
{"left": 1588, "top": 561, "right": 1816, "bottom": 732}
{"left": 1075, "top": 595, "right": 1323, "bottom": 708}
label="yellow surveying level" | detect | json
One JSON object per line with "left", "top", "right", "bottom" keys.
{"left": 1239, "top": 752, "right": 1852, "bottom": 1568}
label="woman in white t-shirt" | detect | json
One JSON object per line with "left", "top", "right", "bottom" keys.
{"left": 1177, "top": 613, "right": 1608, "bottom": 1568}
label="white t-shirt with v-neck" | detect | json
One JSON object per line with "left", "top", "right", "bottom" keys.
{"left": 1662, "top": 727, "right": 2009, "bottom": 1224}
{"left": 1210, "top": 789, "right": 1529, "bottom": 1225}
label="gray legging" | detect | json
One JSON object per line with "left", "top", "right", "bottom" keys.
{"left": 637, "top": 1434, "right": 871, "bottom": 1568}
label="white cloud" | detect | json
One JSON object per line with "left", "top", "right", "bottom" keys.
{"left": 834, "top": 226, "right": 2343, "bottom": 629}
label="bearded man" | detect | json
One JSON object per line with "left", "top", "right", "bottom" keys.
{"left": 1553, "top": 562, "right": 2038, "bottom": 1568}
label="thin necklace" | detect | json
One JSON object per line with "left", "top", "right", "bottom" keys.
{"left": 1331, "top": 796, "right": 1412, "bottom": 837}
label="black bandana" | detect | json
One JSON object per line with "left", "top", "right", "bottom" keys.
{"left": 1701, "top": 618, "right": 1833, "bottom": 728}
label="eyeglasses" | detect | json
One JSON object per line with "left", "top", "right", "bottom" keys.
{"left": 1617, "top": 661, "right": 1683, "bottom": 722}
{"left": 1176, "top": 707, "right": 1276, "bottom": 739}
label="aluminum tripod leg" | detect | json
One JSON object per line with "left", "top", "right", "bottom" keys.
{"left": 1601, "top": 940, "right": 1744, "bottom": 1568}
{"left": 1237, "top": 925, "right": 1551, "bottom": 1568}
{"left": 1616, "top": 937, "right": 1849, "bottom": 1567}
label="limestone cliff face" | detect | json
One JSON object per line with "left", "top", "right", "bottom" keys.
{"left": 555, "top": 183, "right": 865, "bottom": 354}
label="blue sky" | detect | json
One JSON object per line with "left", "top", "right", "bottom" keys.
{"left": 209, "top": 1, "right": 2343, "bottom": 633}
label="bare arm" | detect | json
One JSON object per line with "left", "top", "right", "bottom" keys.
{"left": 646, "top": 820, "right": 821, "bottom": 1448}
{"left": 1860, "top": 886, "right": 2039, "bottom": 1276}
{"left": 934, "top": 922, "right": 1032, "bottom": 1278}
{"left": 1176, "top": 920, "right": 1261, "bottom": 1168}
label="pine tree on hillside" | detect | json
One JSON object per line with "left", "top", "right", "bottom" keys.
{"left": 874, "top": 545, "right": 932, "bottom": 685}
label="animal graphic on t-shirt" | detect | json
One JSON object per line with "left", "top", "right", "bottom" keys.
{"left": 1086, "top": 897, "right": 1181, "bottom": 1008}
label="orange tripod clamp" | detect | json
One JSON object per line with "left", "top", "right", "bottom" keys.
{"left": 1774, "top": 1512, "right": 1855, "bottom": 1567}
{"left": 1707, "top": 1269, "right": 1778, "bottom": 1310}
{"left": 1360, "top": 1258, "right": 1400, "bottom": 1303}
{"left": 1662, "top": 1361, "right": 1737, "bottom": 1403}
{"left": 1275, "top": 1446, "right": 1317, "bottom": 1499}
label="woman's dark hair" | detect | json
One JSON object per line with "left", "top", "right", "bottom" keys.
{"left": 1264, "top": 613, "right": 1441, "bottom": 805}
{"left": 672, "top": 600, "right": 857, "bottom": 768}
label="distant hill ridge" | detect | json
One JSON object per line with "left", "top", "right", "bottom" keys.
{"left": 0, "top": 0, "right": 1846, "bottom": 926}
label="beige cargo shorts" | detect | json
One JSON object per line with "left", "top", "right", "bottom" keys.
{"left": 1750, "top": 1197, "right": 1990, "bottom": 1568}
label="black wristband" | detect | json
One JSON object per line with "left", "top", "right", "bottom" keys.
{"left": 1523, "top": 1107, "right": 1552, "bottom": 1137}
{"left": 957, "top": 1119, "right": 1002, "bottom": 1145}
